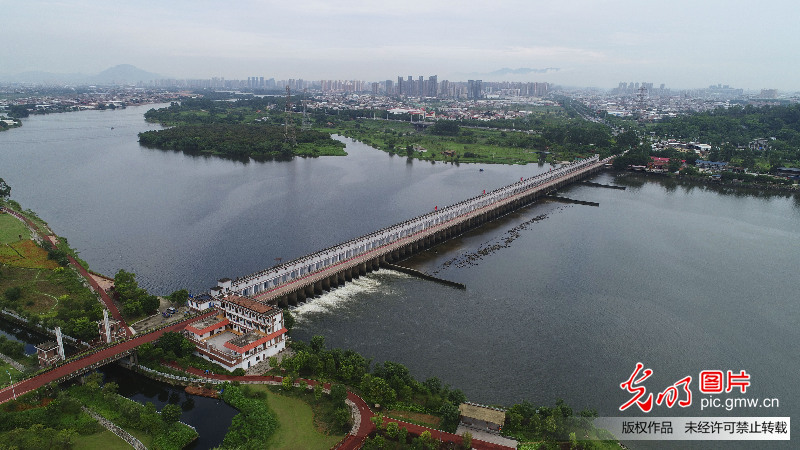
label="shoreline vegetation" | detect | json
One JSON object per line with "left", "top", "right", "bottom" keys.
{"left": 139, "top": 96, "right": 635, "bottom": 165}
{"left": 139, "top": 99, "right": 346, "bottom": 160}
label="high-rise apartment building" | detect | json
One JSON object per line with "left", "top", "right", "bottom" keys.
{"left": 428, "top": 75, "right": 438, "bottom": 98}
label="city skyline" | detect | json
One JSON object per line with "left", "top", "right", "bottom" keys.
{"left": 3, "top": 0, "right": 799, "bottom": 91}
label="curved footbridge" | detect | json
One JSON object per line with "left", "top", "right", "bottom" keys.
{"left": 213, "top": 155, "right": 609, "bottom": 307}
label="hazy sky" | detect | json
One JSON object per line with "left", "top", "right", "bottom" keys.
{"left": 3, "top": 0, "right": 798, "bottom": 90}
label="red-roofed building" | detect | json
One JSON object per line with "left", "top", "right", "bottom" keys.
{"left": 184, "top": 294, "right": 286, "bottom": 371}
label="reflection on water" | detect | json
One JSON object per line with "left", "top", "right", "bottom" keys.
{"left": 101, "top": 364, "right": 236, "bottom": 450}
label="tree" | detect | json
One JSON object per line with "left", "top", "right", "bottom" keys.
{"left": 283, "top": 309, "right": 295, "bottom": 330}
{"left": 330, "top": 383, "right": 348, "bottom": 406}
{"left": 156, "top": 331, "right": 195, "bottom": 359}
{"left": 362, "top": 435, "right": 386, "bottom": 449}
{"left": 439, "top": 402, "right": 460, "bottom": 433}
{"left": 4, "top": 286, "right": 22, "bottom": 303}
{"left": 70, "top": 316, "right": 97, "bottom": 341}
{"left": 429, "top": 121, "right": 460, "bottom": 136}
{"left": 385, "top": 421, "right": 400, "bottom": 439}
{"left": 310, "top": 335, "right": 326, "bottom": 353}
{"left": 360, "top": 374, "right": 397, "bottom": 407}
{"left": 0, "top": 178, "right": 10, "bottom": 199}
{"left": 141, "top": 295, "right": 160, "bottom": 314}
{"left": 168, "top": 289, "right": 189, "bottom": 305}
{"left": 102, "top": 381, "right": 119, "bottom": 397}
{"left": 282, "top": 374, "right": 295, "bottom": 390}
{"left": 334, "top": 406, "right": 352, "bottom": 431}
{"left": 461, "top": 431, "right": 472, "bottom": 449}
{"left": 161, "top": 403, "right": 182, "bottom": 425}
{"left": 313, "top": 382, "right": 323, "bottom": 401}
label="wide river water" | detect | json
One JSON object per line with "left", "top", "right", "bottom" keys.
{"left": 1, "top": 105, "right": 797, "bottom": 448}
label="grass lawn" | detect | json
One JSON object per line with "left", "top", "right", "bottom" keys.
{"left": 128, "top": 428, "right": 154, "bottom": 448}
{"left": 0, "top": 214, "right": 30, "bottom": 244}
{"left": 72, "top": 429, "right": 133, "bottom": 449}
{"left": 250, "top": 385, "right": 345, "bottom": 450}
{"left": 387, "top": 410, "right": 441, "bottom": 428}
{"left": 0, "top": 362, "right": 24, "bottom": 388}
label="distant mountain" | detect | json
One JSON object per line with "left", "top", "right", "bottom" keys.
{"left": 0, "top": 64, "right": 163, "bottom": 85}
{"left": 91, "top": 64, "right": 162, "bottom": 84}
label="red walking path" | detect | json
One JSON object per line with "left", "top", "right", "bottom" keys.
{"left": 0, "top": 310, "right": 216, "bottom": 404}
{"left": 2, "top": 207, "right": 129, "bottom": 335}
{"left": 170, "top": 366, "right": 514, "bottom": 450}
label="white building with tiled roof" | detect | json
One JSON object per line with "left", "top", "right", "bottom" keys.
{"left": 184, "top": 294, "right": 286, "bottom": 371}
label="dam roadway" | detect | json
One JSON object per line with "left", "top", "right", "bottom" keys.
{"left": 209, "top": 155, "right": 610, "bottom": 307}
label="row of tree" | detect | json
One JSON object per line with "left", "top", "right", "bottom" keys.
{"left": 279, "top": 336, "right": 467, "bottom": 433}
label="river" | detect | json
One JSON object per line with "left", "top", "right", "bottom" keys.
{"left": 1, "top": 105, "right": 797, "bottom": 448}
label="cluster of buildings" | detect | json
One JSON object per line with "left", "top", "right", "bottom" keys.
{"left": 136, "top": 74, "right": 551, "bottom": 101}
{"left": 651, "top": 140, "right": 712, "bottom": 157}
{"left": 305, "top": 92, "right": 558, "bottom": 123}
{"left": 388, "top": 76, "right": 549, "bottom": 100}
{"left": 184, "top": 284, "right": 287, "bottom": 371}
{"left": 571, "top": 82, "right": 794, "bottom": 121}
{"left": 0, "top": 86, "right": 188, "bottom": 114}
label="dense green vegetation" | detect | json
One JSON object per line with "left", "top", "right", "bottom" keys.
{"left": 140, "top": 98, "right": 346, "bottom": 159}
{"left": 320, "top": 115, "right": 632, "bottom": 165}
{"left": 640, "top": 104, "right": 800, "bottom": 171}
{"left": 273, "top": 335, "right": 615, "bottom": 449}
{"left": 274, "top": 336, "right": 465, "bottom": 432}
{"left": 502, "top": 399, "right": 617, "bottom": 449}
{"left": 0, "top": 375, "right": 194, "bottom": 450}
{"left": 111, "top": 269, "right": 160, "bottom": 319}
{"left": 218, "top": 383, "right": 279, "bottom": 449}
{"left": 141, "top": 96, "right": 638, "bottom": 165}
{"left": 0, "top": 386, "right": 103, "bottom": 450}
{"left": 139, "top": 123, "right": 346, "bottom": 159}
{"left": 0, "top": 335, "right": 27, "bottom": 362}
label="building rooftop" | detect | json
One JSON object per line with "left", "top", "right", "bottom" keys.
{"left": 223, "top": 328, "right": 287, "bottom": 354}
{"left": 225, "top": 294, "right": 275, "bottom": 315}
{"left": 225, "top": 331, "right": 265, "bottom": 353}
{"left": 459, "top": 403, "right": 506, "bottom": 425}
{"left": 36, "top": 341, "right": 58, "bottom": 351}
{"left": 187, "top": 315, "right": 229, "bottom": 334}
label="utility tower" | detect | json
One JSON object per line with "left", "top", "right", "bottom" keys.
{"left": 284, "top": 86, "right": 296, "bottom": 145}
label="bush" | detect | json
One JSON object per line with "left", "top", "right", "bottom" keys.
{"left": 5, "top": 286, "right": 22, "bottom": 302}
{"left": 219, "top": 384, "right": 279, "bottom": 449}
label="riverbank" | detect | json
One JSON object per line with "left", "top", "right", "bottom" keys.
{"left": 618, "top": 169, "right": 800, "bottom": 194}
